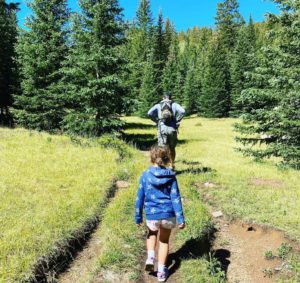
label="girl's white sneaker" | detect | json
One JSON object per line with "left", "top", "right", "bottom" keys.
{"left": 157, "top": 267, "right": 169, "bottom": 282}
{"left": 145, "top": 257, "right": 155, "bottom": 272}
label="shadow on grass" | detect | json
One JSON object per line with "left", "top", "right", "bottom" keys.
{"left": 123, "top": 122, "right": 156, "bottom": 130}
{"left": 122, "top": 133, "right": 157, "bottom": 150}
{"left": 213, "top": 248, "right": 231, "bottom": 274}
{"left": 147, "top": 233, "right": 230, "bottom": 281}
{"left": 167, "top": 236, "right": 212, "bottom": 276}
{"left": 175, "top": 166, "right": 215, "bottom": 176}
{"left": 180, "top": 160, "right": 202, "bottom": 166}
{"left": 122, "top": 132, "right": 187, "bottom": 151}
{"left": 147, "top": 236, "right": 212, "bottom": 280}
{"left": 166, "top": 237, "right": 231, "bottom": 280}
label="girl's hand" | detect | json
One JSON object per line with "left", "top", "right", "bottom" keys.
{"left": 178, "top": 223, "right": 185, "bottom": 229}
{"left": 136, "top": 222, "right": 143, "bottom": 227}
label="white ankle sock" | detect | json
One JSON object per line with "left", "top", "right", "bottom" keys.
{"left": 158, "top": 263, "right": 165, "bottom": 272}
{"left": 147, "top": 250, "right": 155, "bottom": 259}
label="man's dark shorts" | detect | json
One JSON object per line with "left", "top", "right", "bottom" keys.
{"left": 158, "top": 124, "right": 177, "bottom": 150}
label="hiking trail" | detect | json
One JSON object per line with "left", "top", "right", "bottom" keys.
{"left": 55, "top": 142, "right": 299, "bottom": 283}
{"left": 58, "top": 227, "right": 104, "bottom": 283}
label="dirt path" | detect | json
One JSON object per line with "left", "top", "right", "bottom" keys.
{"left": 212, "top": 216, "right": 296, "bottom": 283}
{"left": 57, "top": 181, "right": 129, "bottom": 283}
{"left": 58, "top": 228, "right": 103, "bottom": 283}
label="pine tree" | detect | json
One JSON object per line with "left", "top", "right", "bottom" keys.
{"left": 183, "top": 59, "right": 197, "bottom": 115}
{"left": 135, "top": 0, "right": 153, "bottom": 62}
{"left": 163, "top": 32, "right": 179, "bottom": 95}
{"left": 195, "top": 27, "right": 213, "bottom": 114}
{"left": 200, "top": 34, "right": 230, "bottom": 117}
{"left": 235, "top": 1, "right": 300, "bottom": 168}
{"left": 230, "top": 16, "right": 256, "bottom": 116}
{"left": 173, "top": 39, "right": 189, "bottom": 105}
{"left": 201, "top": 0, "right": 243, "bottom": 117}
{"left": 138, "top": 53, "right": 159, "bottom": 117}
{"left": 63, "top": 0, "right": 126, "bottom": 136}
{"left": 13, "top": 0, "right": 69, "bottom": 131}
{"left": 126, "top": 0, "right": 153, "bottom": 113}
{"left": 163, "top": 18, "right": 173, "bottom": 61}
{"left": 136, "top": 0, "right": 152, "bottom": 32}
{"left": 215, "top": 0, "right": 243, "bottom": 50}
{"left": 174, "top": 61, "right": 186, "bottom": 104}
{"left": 152, "top": 10, "right": 166, "bottom": 98}
{"left": 0, "top": 1, "right": 18, "bottom": 125}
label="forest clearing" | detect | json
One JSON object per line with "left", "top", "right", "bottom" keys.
{"left": 1, "top": 0, "right": 299, "bottom": 282}
{"left": 1, "top": 117, "right": 299, "bottom": 282}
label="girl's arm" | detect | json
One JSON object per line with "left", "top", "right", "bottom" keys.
{"left": 135, "top": 175, "right": 145, "bottom": 224}
{"left": 170, "top": 177, "right": 185, "bottom": 225}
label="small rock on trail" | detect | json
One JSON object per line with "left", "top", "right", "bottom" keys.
{"left": 212, "top": 211, "right": 223, "bottom": 218}
{"left": 116, "top": 180, "right": 130, "bottom": 189}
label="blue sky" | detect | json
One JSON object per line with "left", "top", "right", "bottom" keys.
{"left": 12, "top": 0, "right": 279, "bottom": 31}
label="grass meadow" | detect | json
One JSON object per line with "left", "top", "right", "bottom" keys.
{"left": 0, "top": 128, "right": 120, "bottom": 282}
{"left": 1, "top": 116, "right": 299, "bottom": 282}
{"left": 87, "top": 117, "right": 225, "bottom": 282}
{"left": 176, "top": 116, "right": 300, "bottom": 241}
{"left": 124, "top": 116, "right": 300, "bottom": 234}
{"left": 111, "top": 116, "right": 300, "bottom": 282}
{"left": 66, "top": 117, "right": 223, "bottom": 282}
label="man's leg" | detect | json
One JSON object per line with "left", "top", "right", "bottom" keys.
{"left": 170, "top": 148, "right": 176, "bottom": 166}
{"left": 168, "top": 130, "right": 177, "bottom": 168}
{"left": 158, "top": 126, "right": 167, "bottom": 147}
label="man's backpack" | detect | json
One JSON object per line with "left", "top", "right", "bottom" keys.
{"left": 160, "top": 100, "right": 173, "bottom": 124}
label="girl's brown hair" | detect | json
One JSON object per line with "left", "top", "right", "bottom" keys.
{"left": 150, "top": 145, "right": 171, "bottom": 167}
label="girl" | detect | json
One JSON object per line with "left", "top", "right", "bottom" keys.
{"left": 135, "top": 145, "right": 185, "bottom": 282}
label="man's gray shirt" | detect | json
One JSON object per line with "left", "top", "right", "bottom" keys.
{"left": 147, "top": 100, "right": 185, "bottom": 130}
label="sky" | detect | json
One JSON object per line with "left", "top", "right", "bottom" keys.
{"left": 12, "top": 0, "right": 280, "bottom": 31}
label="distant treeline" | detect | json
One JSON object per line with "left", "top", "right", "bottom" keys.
{"left": 0, "top": 0, "right": 299, "bottom": 168}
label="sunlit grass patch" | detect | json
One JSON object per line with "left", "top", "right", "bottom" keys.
{"left": 177, "top": 116, "right": 300, "bottom": 281}
{"left": 84, "top": 149, "right": 147, "bottom": 282}
{"left": 121, "top": 117, "right": 217, "bottom": 281}
{"left": 3, "top": 114, "right": 299, "bottom": 282}
{"left": 0, "top": 128, "right": 120, "bottom": 282}
{"left": 177, "top": 117, "right": 300, "bottom": 241}
{"left": 121, "top": 116, "right": 300, "bottom": 281}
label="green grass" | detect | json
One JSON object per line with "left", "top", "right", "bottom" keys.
{"left": 2, "top": 115, "right": 300, "bottom": 282}
{"left": 82, "top": 117, "right": 220, "bottom": 282}
{"left": 0, "top": 128, "right": 120, "bottom": 282}
{"left": 175, "top": 117, "right": 300, "bottom": 241}
{"left": 85, "top": 117, "right": 223, "bottom": 282}
{"left": 177, "top": 116, "right": 300, "bottom": 281}
{"left": 111, "top": 116, "right": 300, "bottom": 281}
{"left": 85, "top": 149, "right": 147, "bottom": 282}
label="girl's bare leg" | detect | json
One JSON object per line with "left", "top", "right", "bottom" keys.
{"left": 158, "top": 227, "right": 172, "bottom": 265}
{"left": 147, "top": 229, "right": 158, "bottom": 251}
{"left": 145, "top": 229, "right": 158, "bottom": 271}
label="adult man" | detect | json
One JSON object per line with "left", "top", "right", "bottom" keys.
{"left": 148, "top": 93, "right": 185, "bottom": 169}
